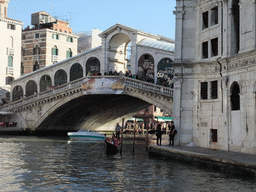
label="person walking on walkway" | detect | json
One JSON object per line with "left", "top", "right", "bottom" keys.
{"left": 115, "top": 123, "right": 121, "bottom": 140}
{"left": 169, "top": 121, "right": 177, "bottom": 146}
{"left": 156, "top": 123, "right": 162, "bottom": 145}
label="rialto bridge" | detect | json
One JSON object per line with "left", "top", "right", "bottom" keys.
{"left": 0, "top": 24, "right": 175, "bottom": 132}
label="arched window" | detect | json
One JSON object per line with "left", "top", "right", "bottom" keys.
{"left": 52, "top": 45, "right": 58, "bottom": 56}
{"left": 40, "top": 75, "right": 52, "bottom": 92}
{"left": 138, "top": 53, "right": 155, "bottom": 83}
{"left": 8, "top": 56, "right": 13, "bottom": 67}
{"left": 66, "top": 48, "right": 72, "bottom": 59}
{"left": 12, "top": 85, "right": 23, "bottom": 101}
{"left": 33, "top": 45, "right": 40, "bottom": 55}
{"left": 70, "top": 63, "right": 83, "bottom": 82}
{"left": 231, "top": 82, "right": 240, "bottom": 110}
{"left": 26, "top": 80, "right": 37, "bottom": 97}
{"left": 54, "top": 69, "right": 67, "bottom": 85}
{"left": 33, "top": 61, "right": 39, "bottom": 71}
{"left": 86, "top": 57, "right": 100, "bottom": 76}
{"left": 9, "top": 36, "right": 14, "bottom": 48}
{"left": 157, "top": 58, "right": 173, "bottom": 87}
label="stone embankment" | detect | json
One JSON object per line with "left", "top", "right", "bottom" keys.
{"left": 148, "top": 145, "right": 256, "bottom": 178}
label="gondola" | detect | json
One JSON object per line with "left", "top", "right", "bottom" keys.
{"left": 105, "top": 139, "right": 119, "bottom": 155}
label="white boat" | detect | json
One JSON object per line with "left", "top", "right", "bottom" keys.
{"left": 67, "top": 130, "right": 106, "bottom": 141}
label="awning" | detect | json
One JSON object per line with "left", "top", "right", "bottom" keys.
{"left": 128, "top": 117, "right": 144, "bottom": 122}
{"left": 0, "top": 111, "right": 13, "bottom": 115}
{"left": 154, "top": 116, "right": 173, "bottom": 122}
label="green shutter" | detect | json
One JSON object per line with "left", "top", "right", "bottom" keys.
{"left": 8, "top": 56, "right": 13, "bottom": 67}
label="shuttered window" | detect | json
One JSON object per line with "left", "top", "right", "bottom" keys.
{"left": 201, "top": 82, "right": 208, "bottom": 100}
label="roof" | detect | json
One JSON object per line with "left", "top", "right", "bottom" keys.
{"left": 138, "top": 39, "right": 175, "bottom": 52}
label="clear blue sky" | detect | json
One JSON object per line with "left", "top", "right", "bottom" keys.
{"left": 8, "top": 0, "right": 176, "bottom": 39}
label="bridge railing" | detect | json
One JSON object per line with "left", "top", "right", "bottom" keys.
{"left": 124, "top": 77, "right": 173, "bottom": 97}
{"left": 0, "top": 76, "right": 173, "bottom": 111}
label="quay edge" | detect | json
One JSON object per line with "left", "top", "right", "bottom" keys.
{"left": 148, "top": 145, "right": 256, "bottom": 179}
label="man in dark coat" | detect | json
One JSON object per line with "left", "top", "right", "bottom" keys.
{"left": 156, "top": 123, "right": 162, "bottom": 145}
{"left": 169, "top": 121, "right": 177, "bottom": 146}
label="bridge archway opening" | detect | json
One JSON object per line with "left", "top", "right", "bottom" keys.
{"left": 54, "top": 69, "right": 67, "bottom": 86}
{"left": 12, "top": 85, "right": 23, "bottom": 101}
{"left": 26, "top": 80, "right": 37, "bottom": 97}
{"left": 157, "top": 58, "right": 174, "bottom": 87}
{"left": 37, "top": 94, "right": 151, "bottom": 132}
{"left": 108, "top": 33, "right": 131, "bottom": 73}
{"left": 40, "top": 75, "right": 52, "bottom": 92}
{"left": 138, "top": 53, "right": 155, "bottom": 83}
{"left": 70, "top": 63, "right": 83, "bottom": 82}
{"left": 86, "top": 57, "right": 100, "bottom": 76}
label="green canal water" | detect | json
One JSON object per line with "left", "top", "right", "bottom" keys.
{"left": 0, "top": 136, "right": 255, "bottom": 192}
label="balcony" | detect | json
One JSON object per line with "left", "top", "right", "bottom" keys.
{"left": 6, "top": 48, "right": 14, "bottom": 55}
{"left": 6, "top": 67, "right": 14, "bottom": 75}
{"left": 52, "top": 55, "right": 58, "bottom": 62}
{"left": 33, "top": 55, "right": 40, "bottom": 61}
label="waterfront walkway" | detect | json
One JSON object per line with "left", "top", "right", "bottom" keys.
{"left": 148, "top": 145, "right": 256, "bottom": 178}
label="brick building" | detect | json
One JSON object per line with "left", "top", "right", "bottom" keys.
{"left": 21, "top": 11, "right": 78, "bottom": 75}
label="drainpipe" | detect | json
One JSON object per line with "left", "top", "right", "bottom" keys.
{"left": 216, "top": 57, "right": 223, "bottom": 113}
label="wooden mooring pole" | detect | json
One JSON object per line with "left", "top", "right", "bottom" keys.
{"left": 120, "top": 118, "right": 124, "bottom": 155}
{"left": 146, "top": 119, "right": 149, "bottom": 152}
{"left": 133, "top": 118, "right": 136, "bottom": 155}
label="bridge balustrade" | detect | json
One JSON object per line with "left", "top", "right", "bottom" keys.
{"left": 0, "top": 76, "right": 173, "bottom": 112}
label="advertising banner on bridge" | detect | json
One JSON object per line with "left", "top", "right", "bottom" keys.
{"left": 81, "top": 77, "right": 125, "bottom": 95}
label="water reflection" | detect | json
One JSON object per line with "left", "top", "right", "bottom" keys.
{"left": 0, "top": 136, "right": 255, "bottom": 191}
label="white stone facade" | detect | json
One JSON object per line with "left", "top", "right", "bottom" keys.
{"left": 0, "top": 0, "right": 22, "bottom": 91}
{"left": 174, "top": 0, "right": 256, "bottom": 154}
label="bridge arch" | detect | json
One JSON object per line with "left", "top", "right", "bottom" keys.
{"left": 70, "top": 63, "right": 83, "bottom": 82}
{"left": 54, "top": 69, "right": 67, "bottom": 86}
{"left": 138, "top": 53, "right": 155, "bottom": 83}
{"left": 157, "top": 58, "right": 174, "bottom": 87}
{"left": 86, "top": 57, "right": 101, "bottom": 76}
{"left": 40, "top": 75, "right": 52, "bottom": 92}
{"left": 26, "top": 80, "right": 37, "bottom": 97}
{"left": 107, "top": 32, "right": 131, "bottom": 73}
{"left": 12, "top": 85, "right": 23, "bottom": 101}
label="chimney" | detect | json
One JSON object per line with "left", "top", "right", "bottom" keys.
{"left": 0, "top": 0, "right": 9, "bottom": 19}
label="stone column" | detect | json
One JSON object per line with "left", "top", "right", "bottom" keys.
{"left": 130, "top": 34, "right": 137, "bottom": 75}
{"left": 173, "top": 71, "right": 183, "bottom": 146}
{"left": 101, "top": 36, "right": 108, "bottom": 74}
{"left": 222, "top": 76, "right": 230, "bottom": 151}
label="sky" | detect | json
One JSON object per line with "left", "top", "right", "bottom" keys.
{"left": 7, "top": 0, "right": 176, "bottom": 39}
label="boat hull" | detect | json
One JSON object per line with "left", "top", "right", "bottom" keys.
{"left": 105, "top": 140, "right": 119, "bottom": 155}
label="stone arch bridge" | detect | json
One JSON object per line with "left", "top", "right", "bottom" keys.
{"left": 0, "top": 76, "right": 173, "bottom": 132}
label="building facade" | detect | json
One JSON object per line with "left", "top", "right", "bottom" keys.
{"left": 0, "top": 0, "right": 22, "bottom": 91}
{"left": 21, "top": 11, "right": 78, "bottom": 75}
{"left": 75, "top": 28, "right": 102, "bottom": 54}
{"left": 173, "top": 0, "right": 256, "bottom": 154}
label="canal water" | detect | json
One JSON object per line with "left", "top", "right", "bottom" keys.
{"left": 0, "top": 136, "right": 255, "bottom": 192}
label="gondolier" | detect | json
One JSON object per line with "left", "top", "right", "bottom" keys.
{"left": 115, "top": 123, "right": 121, "bottom": 140}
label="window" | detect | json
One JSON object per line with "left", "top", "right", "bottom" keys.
{"left": 22, "top": 35, "right": 26, "bottom": 40}
{"left": 33, "top": 45, "right": 40, "bottom": 55}
{"left": 66, "top": 48, "right": 72, "bottom": 59}
{"left": 201, "top": 81, "right": 218, "bottom": 100}
{"left": 52, "top": 46, "right": 58, "bottom": 56}
{"left": 211, "top": 6, "right": 218, "bottom": 26}
{"left": 202, "top": 11, "right": 208, "bottom": 29}
{"left": 33, "top": 62, "right": 39, "bottom": 71}
{"left": 52, "top": 33, "right": 59, "bottom": 40}
{"left": 211, "top": 38, "right": 218, "bottom": 57}
{"left": 202, "top": 41, "right": 208, "bottom": 59}
{"left": 210, "top": 129, "right": 218, "bottom": 142}
{"left": 201, "top": 82, "right": 208, "bottom": 100}
{"left": 211, "top": 80, "right": 218, "bottom": 99}
{"left": 35, "top": 33, "right": 40, "bottom": 38}
{"left": 67, "top": 36, "right": 73, "bottom": 43}
{"left": 21, "top": 63, "right": 24, "bottom": 75}
{"left": 231, "top": 82, "right": 240, "bottom": 110}
{"left": 6, "top": 76, "right": 14, "bottom": 85}
{"left": 7, "top": 24, "right": 15, "bottom": 30}
{"left": 8, "top": 56, "right": 13, "bottom": 68}
{"left": 144, "top": 54, "right": 149, "bottom": 60}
